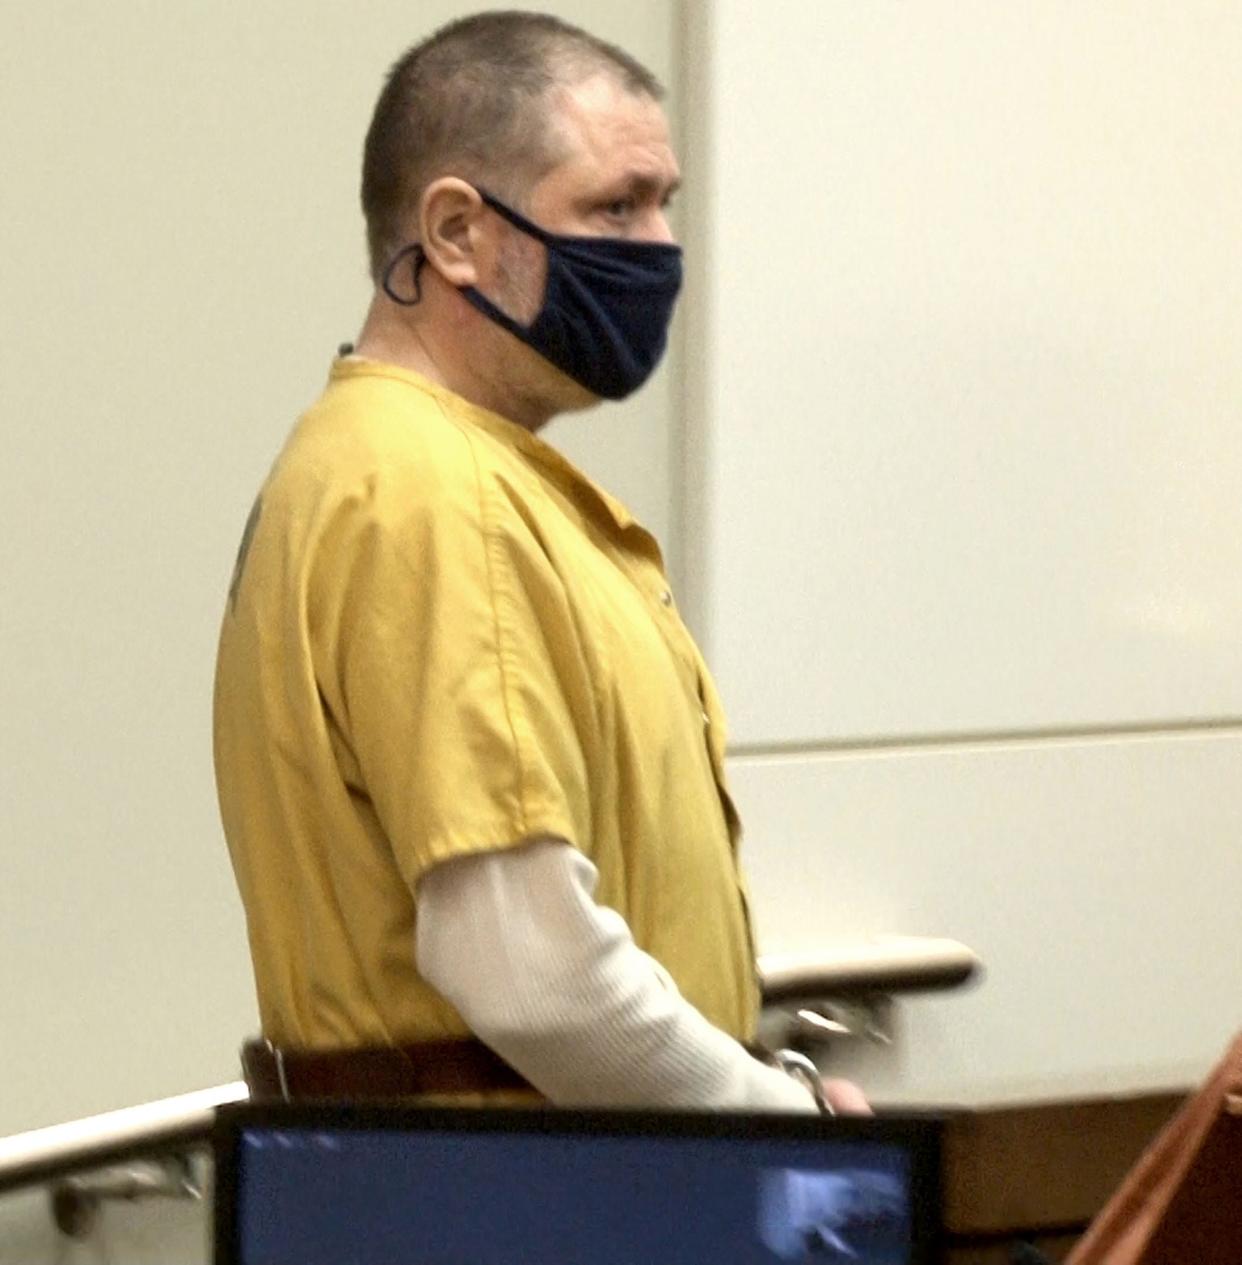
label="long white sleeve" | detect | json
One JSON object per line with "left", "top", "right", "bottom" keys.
{"left": 415, "top": 838, "right": 817, "bottom": 1112}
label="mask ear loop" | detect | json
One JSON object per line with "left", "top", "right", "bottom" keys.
{"left": 475, "top": 189, "right": 557, "bottom": 246}
{"left": 381, "top": 243, "right": 427, "bottom": 306}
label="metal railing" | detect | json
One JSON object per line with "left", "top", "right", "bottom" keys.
{"left": 0, "top": 1082, "right": 247, "bottom": 1199}
{"left": 0, "top": 938, "right": 981, "bottom": 1235}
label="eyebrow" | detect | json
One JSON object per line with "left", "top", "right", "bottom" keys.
{"left": 615, "top": 172, "right": 682, "bottom": 202}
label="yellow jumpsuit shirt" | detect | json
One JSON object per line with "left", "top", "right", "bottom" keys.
{"left": 214, "top": 358, "right": 759, "bottom": 1054}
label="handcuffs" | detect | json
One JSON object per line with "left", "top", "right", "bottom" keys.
{"left": 770, "top": 1048, "right": 836, "bottom": 1115}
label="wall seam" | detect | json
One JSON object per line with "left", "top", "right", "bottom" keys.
{"left": 729, "top": 716, "right": 1242, "bottom": 761}
{"left": 670, "top": 0, "right": 716, "bottom": 655}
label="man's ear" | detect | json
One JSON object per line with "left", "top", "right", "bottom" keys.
{"left": 419, "top": 178, "right": 492, "bottom": 289}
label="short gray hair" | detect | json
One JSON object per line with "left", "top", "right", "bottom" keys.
{"left": 361, "top": 11, "right": 664, "bottom": 283}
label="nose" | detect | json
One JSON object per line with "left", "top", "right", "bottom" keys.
{"left": 645, "top": 209, "right": 676, "bottom": 245}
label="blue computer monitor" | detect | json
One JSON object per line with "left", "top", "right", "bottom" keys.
{"left": 214, "top": 1103, "right": 942, "bottom": 1265}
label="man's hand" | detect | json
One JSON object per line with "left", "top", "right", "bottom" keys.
{"left": 821, "top": 1077, "right": 872, "bottom": 1115}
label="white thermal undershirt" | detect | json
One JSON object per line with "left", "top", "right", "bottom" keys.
{"left": 415, "top": 837, "right": 817, "bottom": 1112}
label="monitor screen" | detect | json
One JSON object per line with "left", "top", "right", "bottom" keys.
{"left": 214, "top": 1105, "right": 941, "bottom": 1265}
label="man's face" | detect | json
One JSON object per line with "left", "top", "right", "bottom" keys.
{"left": 488, "top": 73, "right": 681, "bottom": 409}
{"left": 529, "top": 74, "right": 680, "bottom": 244}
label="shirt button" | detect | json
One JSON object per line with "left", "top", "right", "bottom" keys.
{"left": 701, "top": 709, "right": 711, "bottom": 727}
{"left": 659, "top": 590, "right": 673, "bottom": 606}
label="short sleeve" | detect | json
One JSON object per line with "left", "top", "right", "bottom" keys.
{"left": 311, "top": 444, "right": 597, "bottom": 894}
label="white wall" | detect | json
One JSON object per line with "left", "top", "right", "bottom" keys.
{"left": 684, "top": 0, "right": 1242, "bottom": 1103}
{"left": 0, "top": 0, "right": 678, "bottom": 1143}
{"left": 0, "top": 1181, "right": 208, "bottom": 1265}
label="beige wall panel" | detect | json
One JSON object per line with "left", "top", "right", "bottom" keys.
{"left": 731, "top": 732, "right": 1242, "bottom": 1105}
{"left": 689, "top": 1, "right": 1242, "bottom": 745}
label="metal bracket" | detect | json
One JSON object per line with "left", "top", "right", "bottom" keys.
{"left": 49, "top": 1152, "right": 203, "bottom": 1240}
{"left": 758, "top": 994, "right": 895, "bottom": 1056}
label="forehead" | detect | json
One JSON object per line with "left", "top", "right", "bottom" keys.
{"left": 541, "top": 73, "right": 679, "bottom": 191}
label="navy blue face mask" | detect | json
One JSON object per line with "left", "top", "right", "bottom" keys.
{"left": 381, "top": 189, "right": 683, "bottom": 400}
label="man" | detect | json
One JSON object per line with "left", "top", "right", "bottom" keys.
{"left": 215, "top": 11, "right": 866, "bottom": 1113}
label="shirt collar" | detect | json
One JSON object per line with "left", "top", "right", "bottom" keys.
{"left": 329, "top": 356, "right": 641, "bottom": 535}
